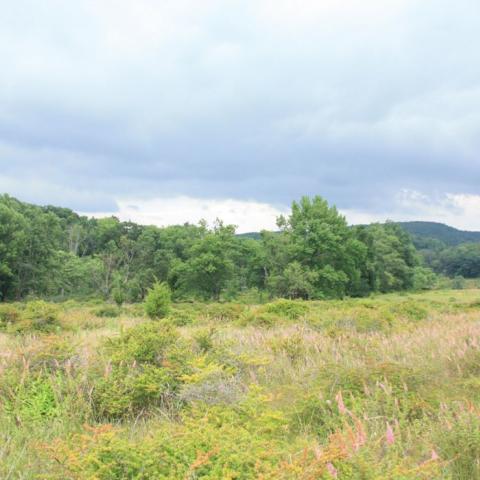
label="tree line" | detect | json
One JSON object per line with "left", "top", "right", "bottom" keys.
{"left": 0, "top": 194, "right": 437, "bottom": 302}
{"left": 412, "top": 235, "right": 480, "bottom": 279}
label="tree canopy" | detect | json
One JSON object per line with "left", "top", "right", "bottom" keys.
{"left": 0, "top": 194, "right": 437, "bottom": 302}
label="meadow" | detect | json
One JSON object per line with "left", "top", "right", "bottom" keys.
{"left": 2, "top": 289, "right": 480, "bottom": 479}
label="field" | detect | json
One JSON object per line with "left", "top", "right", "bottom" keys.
{"left": 2, "top": 289, "right": 480, "bottom": 479}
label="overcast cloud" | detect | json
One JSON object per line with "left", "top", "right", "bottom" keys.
{"left": 1, "top": 0, "right": 479, "bottom": 231}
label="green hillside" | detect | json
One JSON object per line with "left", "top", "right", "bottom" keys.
{"left": 397, "top": 221, "right": 480, "bottom": 246}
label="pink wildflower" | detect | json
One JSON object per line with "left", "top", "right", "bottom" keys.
{"left": 335, "top": 391, "right": 347, "bottom": 415}
{"left": 431, "top": 449, "right": 439, "bottom": 461}
{"left": 385, "top": 422, "right": 395, "bottom": 445}
{"left": 326, "top": 462, "right": 338, "bottom": 478}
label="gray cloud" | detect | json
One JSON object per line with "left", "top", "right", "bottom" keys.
{"left": 1, "top": 0, "right": 479, "bottom": 218}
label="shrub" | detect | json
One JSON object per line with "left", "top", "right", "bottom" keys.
{"left": 91, "top": 321, "right": 190, "bottom": 419}
{"left": 166, "top": 307, "right": 196, "bottom": 326}
{"left": 0, "top": 304, "right": 22, "bottom": 330}
{"left": 237, "top": 308, "right": 280, "bottom": 327}
{"left": 9, "top": 300, "right": 61, "bottom": 333}
{"left": 389, "top": 300, "right": 429, "bottom": 322}
{"left": 144, "top": 282, "right": 172, "bottom": 319}
{"left": 193, "top": 327, "right": 216, "bottom": 353}
{"left": 204, "top": 303, "right": 245, "bottom": 322}
{"left": 105, "top": 321, "right": 179, "bottom": 365}
{"left": 93, "top": 305, "right": 121, "bottom": 318}
{"left": 4, "top": 374, "right": 60, "bottom": 424}
{"left": 92, "top": 364, "right": 176, "bottom": 419}
{"left": 112, "top": 288, "right": 125, "bottom": 307}
{"left": 45, "top": 393, "right": 293, "bottom": 479}
{"left": 435, "top": 410, "right": 480, "bottom": 479}
{"left": 262, "top": 299, "right": 309, "bottom": 320}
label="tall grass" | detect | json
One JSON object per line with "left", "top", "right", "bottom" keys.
{"left": 1, "top": 289, "right": 480, "bottom": 478}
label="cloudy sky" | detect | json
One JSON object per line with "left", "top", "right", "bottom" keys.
{"left": 1, "top": 0, "right": 479, "bottom": 232}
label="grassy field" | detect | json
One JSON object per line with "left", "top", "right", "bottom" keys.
{"left": 2, "top": 289, "right": 480, "bottom": 479}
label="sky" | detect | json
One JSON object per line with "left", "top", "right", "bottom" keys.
{"left": 1, "top": 0, "right": 479, "bottom": 232}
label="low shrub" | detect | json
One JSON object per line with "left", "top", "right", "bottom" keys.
{"left": 93, "top": 305, "right": 121, "bottom": 318}
{"left": 388, "top": 300, "right": 429, "bottom": 322}
{"left": 45, "top": 392, "right": 294, "bottom": 479}
{"left": 0, "top": 304, "right": 22, "bottom": 330}
{"left": 5, "top": 375, "right": 60, "bottom": 424}
{"left": 144, "top": 282, "right": 172, "bottom": 319}
{"left": 91, "top": 321, "right": 191, "bottom": 419}
{"left": 8, "top": 300, "right": 61, "bottom": 333}
{"left": 111, "top": 288, "right": 125, "bottom": 307}
{"left": 92, "top": 364, "right": 177, "bottom": 419}
{"left": 204, "top": 303, "right": 246, "bottom": 322}
{"left": 262, "top": 299, "right": 309, "bottom": 320}
{"left": 238, "top": 308, "right": 281, "bottom": 327}
{"left": 104, "top": 321, "right": 179, "bottom": 365}
{"left": 166, "top": 307, "right": 196, "bottom": 326}
{"left": 193, "top": 327, "right": 216, "bottom": 353}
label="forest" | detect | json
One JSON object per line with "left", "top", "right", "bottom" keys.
{"left": 1, "top": 193, "right": 460, "bottom": 303}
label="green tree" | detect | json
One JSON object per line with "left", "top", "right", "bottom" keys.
{"left": 277, "top": 196, "right": 364, "bottom": 298}
{"left": 439, "top": 243, "right": 480, "bottom": 278}
{"left": 412, "top": 266, "right": 437, "bottom": 290}
{"left": 266, "top": 261, "right": 317, "bottom": 299}
{"left": 357, "top": 223, "right": 419, "bottom": 292}
{"left": 174, "top": 221, "right": 237, "bottom": 300}
{"left": 0, "top": 201, "right": 27, "bottom": 299}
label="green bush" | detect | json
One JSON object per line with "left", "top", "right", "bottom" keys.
{"left": 92, "top": 364, "right": 176, "bottom": 419}
{"left": 91, "top": 321, "right": 190, "bottom": 419}
{"left": 9, "top": 300, "right": 61, "bottom": 333}
{"left": 105, "top": 321, "right": 179, "bottom": 365}
{"left": 111, "top": 288, "right": 125, "bottom": 307}
{"left": 389, "top": 300, "right": 429, "bottom": 322}
{"left": 166, "top": 307, "right": 196, "bottom": 326}
{"left": 144, "top": 282, "right": 172, "bottom": 319}
{"left": 236, "top": 300, "right": 310, "bottom": 327}
{"left": 3, "top": 373, "right": 61, "bottom": 424}
{"left": 46, "top": 393, "right": 294, "bottom": 479}
{"left": 193, "top": 327, "right": 216, "bottom": 353}
{"left": 238, "top": 308, "right": 280, "bottom": 327}
{"left": 262, "top": 299, "right": 309, "bottom": 319}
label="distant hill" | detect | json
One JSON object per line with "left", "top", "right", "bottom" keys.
{"left": 236, "top": 232, "right": 262, "bottom": 240}
{"left": 397, "top": 221, "right": 480, "bottom": 246}
{"left": 238, "top": 222, "right": 480, "bottom": 247}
